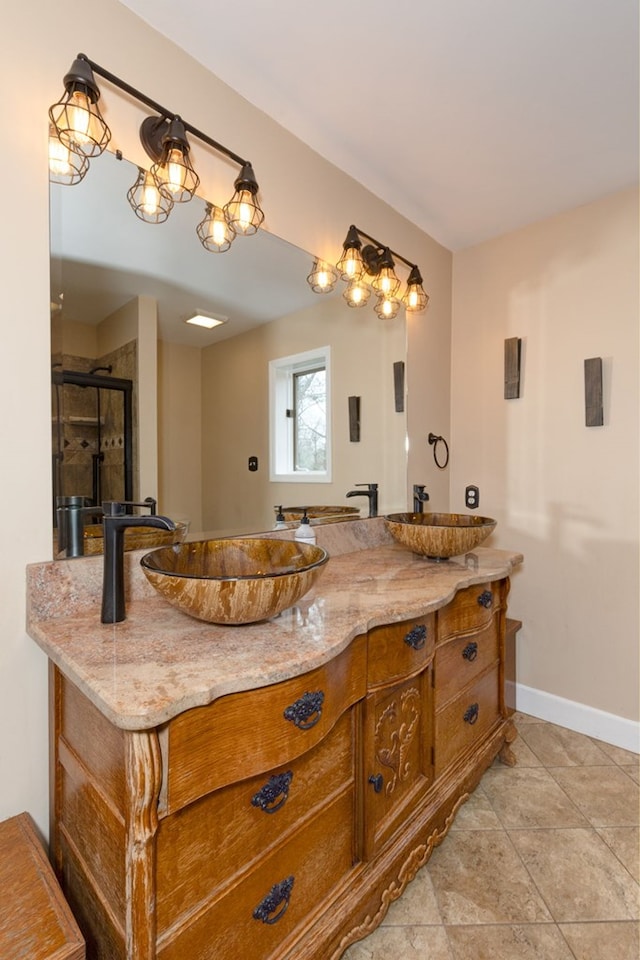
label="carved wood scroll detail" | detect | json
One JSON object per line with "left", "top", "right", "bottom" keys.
{"left": 125, "top": 730, "right": 162, "bottom": 960}
{"left": 330, "top": 793, "right": 470, "bottom": 959}
{"left": 375, "top": 687, "right": 421, "bottom": 796}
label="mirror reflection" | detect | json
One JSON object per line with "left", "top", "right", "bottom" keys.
{"left": 50, "top": 151, "right": 407, "bottom": 555}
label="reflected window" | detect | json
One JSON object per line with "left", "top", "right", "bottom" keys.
{"left": 269, "top": 347, "right": 332, "bottom": 483}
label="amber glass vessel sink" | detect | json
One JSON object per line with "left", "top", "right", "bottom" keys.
{"left": 141, "top": 537, "right": 329, "bottom": 624}
{"left": 280, "top": 506, "right": 361, "bottom": 523}
{"left": 385, "top": 512, "right": 496, "bottom": 560}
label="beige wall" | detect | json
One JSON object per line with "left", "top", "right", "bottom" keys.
{"left": 199, "top": 294, "right": 407, "bottom": 534}
{"left": 0, "top": 0, "right": 449, "bottom": 832}
{"left": 451, "top": 189, "right": 639, "bottom": 735}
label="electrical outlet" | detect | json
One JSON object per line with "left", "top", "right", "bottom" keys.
{"left": 248, "top": 456, "right": 258, "bottom": 472}
{"left": 465, "top": 485, "right": 479, "bottom": 509}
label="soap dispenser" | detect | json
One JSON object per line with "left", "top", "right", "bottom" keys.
{"left": 294, "top": 508, "right": 316, "bottom": 544}
{"left": 274, "top": 506, "right": 287, "bottom": 530}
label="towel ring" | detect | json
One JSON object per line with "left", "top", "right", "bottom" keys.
{"left": 428, "top": 432, "right": 450, "bottom": 469}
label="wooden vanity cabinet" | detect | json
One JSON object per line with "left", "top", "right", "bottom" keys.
{"left": 49, "top": 577, "right": 516, "bottom": 960}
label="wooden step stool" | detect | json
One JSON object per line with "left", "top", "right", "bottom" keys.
{"left": 0, "top": 812, "right": 85, "bottom": 959}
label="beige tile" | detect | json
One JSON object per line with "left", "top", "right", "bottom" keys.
{"left": 426, "top": 829, "right": 551, "bottom": 924}
{"left": 518, "top": 722, "right": 611, "bottom": 766}
{"left": 513, "top": 712, "right": 546, "bottom": 725}
{"left": 382, "top": 864, "right": 442, "bottom": 925}
{"left": 480, "top": 766, "right": 588, "bottom": 829}
{"left": 445, "top": 923, "right": 575, "bottom": 959}
{"left": 596, "top": 826, "right": 640, "bottom": 882}
{"left": 449, "top": 785, "right": 502, "bottom": 831}
{"left": 502, "top": 733, "right": 543, "bottom": 767}
{"left": 549, "top": 765, "right": 640, "bottom": 827}
{"left": 510, "top": 827, "right": 640, "bottom": 921}
{"left": 559, "top": 920, "right": 640, "bottom": 960}
{"left": 342, "top": 924, "right": 453, "bottom": 959}
{"left": 593, "top": 740, "right": 640, "bottom": 766}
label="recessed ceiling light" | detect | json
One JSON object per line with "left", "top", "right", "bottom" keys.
{"left": 184, "top": 312, "right": 227, "bottom": 329}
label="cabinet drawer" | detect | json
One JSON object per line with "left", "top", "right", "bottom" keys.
{"left": 160, "top": 635, "right": 366, "bottom": 813}
{"left": 435, "top": 617, "right": 499, "bottom": 710}
{"left": 156, "top": 789, "right": 355, "bottom": 960}
{"left": 368, "top": 613, "right": 435, "bottom": 687}
{"left": 435, "top": 666, "right": 500, "bottom": 776}
{"left": 437, "top": 580, "right": 502, "bottom": 642}
{"left": 156, "top": 708, "right": 356, "bottom": 934}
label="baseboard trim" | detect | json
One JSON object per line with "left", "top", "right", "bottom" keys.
{"left": 515, "top": 683, "right": 640, "bottom": 754}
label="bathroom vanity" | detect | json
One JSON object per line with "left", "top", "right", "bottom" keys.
{"left": 27, "top": 520, "right": 522, "bottom": 960}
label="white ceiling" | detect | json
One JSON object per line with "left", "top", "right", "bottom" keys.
{"left": 119, "top": 0, "right": 639, "bottom": 251}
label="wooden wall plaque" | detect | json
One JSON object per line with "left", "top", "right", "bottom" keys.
{"left": 584, "top": 357, "right": 603, "bottom": 426}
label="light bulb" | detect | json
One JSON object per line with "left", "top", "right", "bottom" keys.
{"left": 67, "top": 90, "right": 93, "bottom": 145}
{"left": 164, "top": 148, "right": 186, "bottom": 195}
{"left": 234, "top": 192, "right": 254, "bottom": 233}
{"left": 210, "top": 216, "right": 228, "bottom": 246}
{"left": 406, "top": 287, "right": 419, "bottom": 309}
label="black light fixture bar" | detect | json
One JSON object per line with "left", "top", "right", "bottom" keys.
{"left": 348, "top": 224, "right": 418, "bottom": 273}
{"left": 74, "top": 53, "right": 249, "bottom": 168}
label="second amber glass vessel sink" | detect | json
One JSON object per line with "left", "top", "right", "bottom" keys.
{"left": 141, "top": 537, "right": 329, "bottom": 624}
{"left": 385, "top": 512, "right": 496, "bottom": 559}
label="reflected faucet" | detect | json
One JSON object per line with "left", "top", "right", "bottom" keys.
{"left": 413, "top": 484, "right": 430, "bottom": 513}
{"left": 101, "top": 500, "right": 174, "bottom": 624}
{"left": 346, "top": 483, "right": 378, "bottom": 518}
{"left": 57, "top": 496, "right": 103, "bottom": 557}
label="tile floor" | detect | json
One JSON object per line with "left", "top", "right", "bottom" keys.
{"left": 343, "top": 713, "right": 640, "bottom": 960}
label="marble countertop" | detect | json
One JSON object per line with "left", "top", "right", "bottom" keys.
{"left": 27, "top": 519, "right": 523, "bottom": 731}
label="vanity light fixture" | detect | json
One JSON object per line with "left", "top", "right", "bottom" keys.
{"left": 48, "top": 54, "right": 265, "bottom": 251}
{"left": 314, "top": 224, "right": 429, "bottom": 317}
{"left": 306, "top": 259, "right": 338, "bottom": 294}
{"left": 185, "top": 312, "right": 227, "bottom": 329}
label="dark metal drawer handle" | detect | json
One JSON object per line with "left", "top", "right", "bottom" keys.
{"left": 251, "top": 771, "right": 293, "bottom": 814}
{"left": 462, "top": 641, "right": 478, "bottom": 661}
{"left": 283, "top": 690, "right": 324, "bottom": 730}
{"left": 404, "top": 623, "right": 427, "bottom": 650}
{"left": 253, "top": 875, "right": 294, "bottom": 925}
{"left": 368, "top": 773, "right": 384, "bottom": 794}
{"left": 463, "top": 702, "right": 479, "bottom": 725}
{"left": 477, "top": 590, "right": 493, "bottom": 609}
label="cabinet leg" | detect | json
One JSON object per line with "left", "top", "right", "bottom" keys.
{"left": 498, "top": 719, "right": 518, "bottom": 767}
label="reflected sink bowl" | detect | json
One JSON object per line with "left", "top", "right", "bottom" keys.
{"left": 140, "top": 537, "right": 329, "bottom": 625}
{"left": 83, "top": 520, "right": 188, "bottom": 556}
{"left": 281, "top": 506, "right": 361, "bottom": 523}
{"left": 385, "top": 512, "right": 497, "bottom": 560}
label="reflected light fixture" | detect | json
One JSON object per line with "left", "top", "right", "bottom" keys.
{"left": 343, "top": 278, "right": 371, "bottom": 307}
{"left": 126, "top": 167, "right": 173, "bottom": 223}
{"left": 185, "top": 312, "right": 227, "bottom": 329}
{"left": 374, "top": 294, "right": 402, "bottom": 320}
{"left": 311, "top": 224, "right": 429, "bottom": 318}
{"left": 48, "top": 53, "right": 265, "bottom": 253}
{"left": 48, "top": 124, "right": 90, "bottom": 185}
{"left": 196, "top": 203, "right": 236, "bottom": 253}
{"left": 307, "top": 259, "right": 338, "bottom": 293}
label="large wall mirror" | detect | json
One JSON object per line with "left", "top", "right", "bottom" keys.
{"left": 50, "top": 150, "right": 408, "bottom": 554}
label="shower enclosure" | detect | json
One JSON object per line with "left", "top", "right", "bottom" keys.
{"left": 51, "top": 367, "right": 134, "bottom": 526}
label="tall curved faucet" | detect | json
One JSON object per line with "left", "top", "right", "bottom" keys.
{"left": 346, "top": 483, "right": 378, "bottom": 518}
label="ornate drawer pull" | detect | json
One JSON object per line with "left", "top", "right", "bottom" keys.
{"left": 462, "top": 641, "right": 478, "bottom": 661}
{"left": 404, "top": 623, "right": 427, "bottom": 650}
{"left": 283, "top": 690, "right": 324, "bottom": 730}
{"left": 368, "top": 773, "right": 384, "bottom": 794}
{"left": 251, "top": 771, "right": 293, "bottom": 814}
{"left": 463, "top": 702, "right": 479, "bottom": 725}
{"left": 477, "top": 590, "right": 493, "bottom": 609}
{"left": 253, "top": 875, "right": 294, "bottom": 925}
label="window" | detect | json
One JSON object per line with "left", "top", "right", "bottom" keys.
{"left": 269, "top": 347, "right": 331, "bottom": 482}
